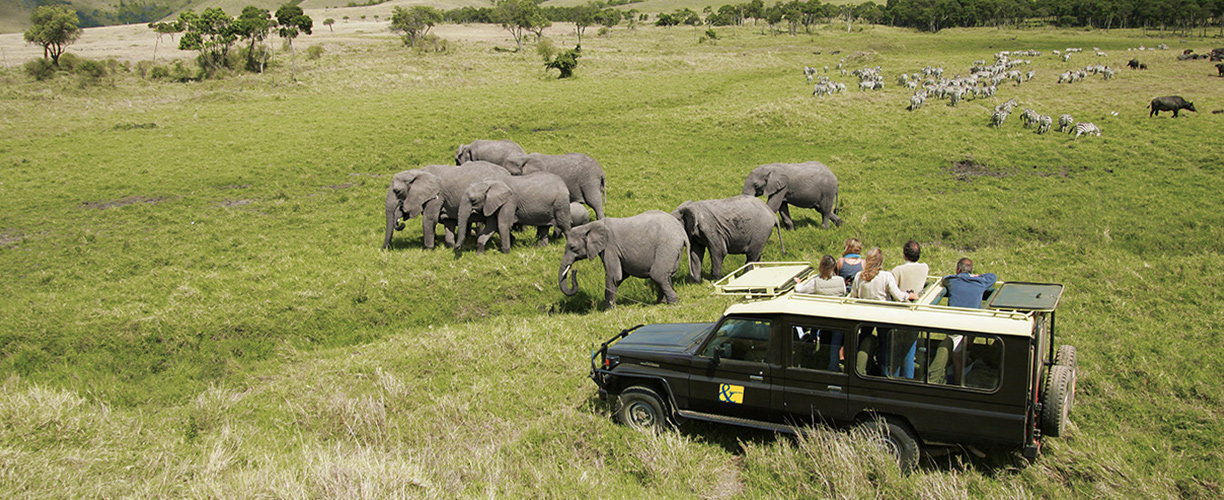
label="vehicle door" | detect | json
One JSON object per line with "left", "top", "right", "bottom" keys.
{"left": 777, "top": 317, "right": 851, "bottom": 426}
{"left": 688, "top": 316, "right": 776, "bottom": 420}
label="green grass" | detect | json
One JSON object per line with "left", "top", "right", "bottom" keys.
{"left": 1, "top": 23, "right": 1222, "bottom": 497}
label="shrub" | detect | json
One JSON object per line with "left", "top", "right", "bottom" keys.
{"left": 544, "top": 46, "right": 580, "bottom": 79}
{"left": 536, "top": 37, "right": 557, "bottom": 61}
{"left": 597, "top": 26, "right": 610, "bottom": 37}
{"left": 705, "top": 29, "right": 718, "bottom": 40}
{"left": 415, "top": 34, "right": 449, "bottom": 53}
{"left": 74, "top": 59, "right": 107, "bottom": 87}
{"left": 24, "top": 58, "right": 57, "bottom": 81}
{"left": 306, "top": 45, "right": 325, "bottom": 60}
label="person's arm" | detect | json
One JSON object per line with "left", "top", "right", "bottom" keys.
{"left": 794, "top": 277, "right": 815, "bottom": 294}
{"left": 886, "top": 273, "right": 914, "bottom": 302}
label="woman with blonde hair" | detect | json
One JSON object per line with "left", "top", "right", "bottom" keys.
{"left": 849, "top": 247, "right": 916, "bottom": 302}
{"left": 795, "top": 255, "right": 846, "bottom": 295}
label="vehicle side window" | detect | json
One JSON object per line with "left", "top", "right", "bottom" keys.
{"left": 789, "top": 324, "right": 847, "bottom": 372}
{"left": 702, "top": 318, "right": 772, "bottom": 363}
{"left": 855, "top": 326, "right": 1003, "bottom": 390}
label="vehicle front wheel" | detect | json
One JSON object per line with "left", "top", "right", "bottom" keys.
{"left": 616, "top": 386, "right": 669, "bottom": 432}
{"left": 861, "top": 418, "right": 920, "bottom": 473}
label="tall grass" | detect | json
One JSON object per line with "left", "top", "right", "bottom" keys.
{"left": 0, "top": 23, "right": 1222, "bottom": 497}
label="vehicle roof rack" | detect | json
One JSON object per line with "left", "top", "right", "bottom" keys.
{"left": 713, "top": 262, "right": 812, "bottom": 298}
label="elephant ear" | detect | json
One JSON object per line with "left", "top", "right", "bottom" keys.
{"left": 390, "top": 170, "right": 420, "bottom": 197}
{"left": 765, "top": 171, "right": 789, "bottom": 197}
{"left": 404, "top": 173, "right": 442, "bottom": 218}
{"left": 502, "top": 154, "right": 526, "bottom": 174}
{"left": 455, "top": 145, "right": 468, "bottom": 165}
{"left": 483, "top": 182, "right": 512, "bottom": 217}
{"left": 584, "top": 221, "right": 610, "bottom": 257}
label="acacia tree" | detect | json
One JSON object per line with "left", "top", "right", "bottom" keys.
{"left": 178, "top": 8, "right": 239, "bottom": 73}
{"left": 390, "top": 5, "right": 443, "bottom": 47}
{"left": 24, "top": 5, "right": 81, "bottom": 67}
{"left": 571, "top": 4, "right": 597, "bottom": 44}
{"left": 148, "top": 20, "right": 182, "bottom": 62}
{"left": 236, "top": 6, "right": 273, "bottom": 72}
{"left": 275, "top": 4, "right": 313, "bottom": 81}
{"left": 494, "top": 0, "right": 546, "bottom": 52}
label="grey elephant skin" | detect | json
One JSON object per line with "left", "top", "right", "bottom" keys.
{"left": 569, "top": 203, "right": 590, "bottom": 227}
{"left": 672, "top": 196, "right": 786, "bottom": 281}
{"left": 455, "top": 139, "right": 526, "bottom": 166}
{"left": 504, "top": 153, "right": 606, "bottom": 220}
{"left": 383, "top": 161, "right": 509, "bottom": 249}
{"left": 558, "top": 210, "right": 688, "bottom": 308}
{"left": 743, "top": 161, "right": 843, "bottom": 230}
{"left": 456, "top": 172, "right": 572, "bottom": 254}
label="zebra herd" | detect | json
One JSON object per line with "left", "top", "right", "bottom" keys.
{"left": 1058, "top": 64, "right": 1115, "bottom": 84}
{"left": 991, "top": 99, "right": 1101, "bottom": 139}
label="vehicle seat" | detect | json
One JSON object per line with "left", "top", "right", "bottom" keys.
{"left": 925, "top": 336, "right": 954, "bottom": 385}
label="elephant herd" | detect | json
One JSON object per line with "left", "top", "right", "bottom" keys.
{"left": 385, "top": 139, "right": 842, "bottom": 308}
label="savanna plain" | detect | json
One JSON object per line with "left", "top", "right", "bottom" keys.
{"left": 1, "top": 18, "right": 1223, "bottom": 498}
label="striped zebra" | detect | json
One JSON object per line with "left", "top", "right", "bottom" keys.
{"left": 1036, "top": 115, "right": 1052, "bottom": 134}
{"left": 909, "top": 93, "right": 925, "bottom": 111}
{"left": 997, "top": 98, "right": 1018, "bottom": 114}
{"left": 991, "top": 109, "right": 1009, "bottom": 128}
{"left": 1074, "top": 122, "right": 1102, "bottom": 139}
{"left": 1058, "top": 114, "right": 1074, "bottom": 132}
{"left": 1021, "top": 108, "right": 1039, "bottom": 128}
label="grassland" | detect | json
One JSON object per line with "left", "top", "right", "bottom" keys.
{"left": 1, "top": 21, "right": 1222, "bottom": 498}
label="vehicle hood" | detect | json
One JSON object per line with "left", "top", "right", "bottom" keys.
{"left": 610, "top": 322, "right": 715, "bottom": 356}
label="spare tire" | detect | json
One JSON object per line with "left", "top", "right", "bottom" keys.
{"left": 1054, "top": 345, "right": 1078, "bottom": 411}
{"left": 1041, "top": 365, "right": 1075, "bottom": 438}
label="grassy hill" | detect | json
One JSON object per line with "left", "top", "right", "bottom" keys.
{"left": 1, "top": 21, "right": 1222, "bottom": 498}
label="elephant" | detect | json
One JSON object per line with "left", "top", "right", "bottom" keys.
{"left": 569, "top": 203, "right": 591, "bottom": 227}
{"left": 383, "top": 165, "right": 449, "bottom": 249}
{"left": 672, "top": 196, "right": 786, "bottom": 281}
{"left": 503, "top": 153, "right": 606, "bottom": 220}
{"left": 742, "top": 161, "right": 843, "bottom": 230}
{"left": 455, "top": 139, "right": 526, "bottom": 166}
{"left": 558, "top": 210, "right": 689, "bottom": 309}
{"left": 383, "top": 161, "right": 509, "bottom": 249}
{"left": 456, "top": 172, "right": 572, "bottom": 254}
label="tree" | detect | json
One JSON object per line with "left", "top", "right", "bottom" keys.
{"left": 390, "top": 5, "right": 443, "bottom": 47}
{"left": 24, "top": 5, "right": 81, "bottom": 67}
{"left": 236, "top": 6, "right": 272, "bottom": 72}
{"left": 276, "top": 3, "right": 313, "bottom": 81}
{"left": 494, "top": 0, "right": 546, "bottom": 52}
{"left": 544, "top": 46, "right": 580, "bottom": 78}
{"left": 324, "top": 18, "right": 335, "bottom": 32}
{"left": 178, "top": 8, "right": 239, "bottom": 74}
{"left": 148, "top": 20, "right": 183, "bottom": 62}
{"left": 571, "top": 4, "right": 597, "bottom": 44}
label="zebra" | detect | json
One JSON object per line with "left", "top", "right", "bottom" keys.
{"left": 996, "top": 98, "right": 1017, "bottom": 114}
{"left": 909, "top": 93, "right": 925, "bottom": 111}
{"left": 1026, "top": 70, "right": 1035, "bottom": 82}
{"left": 1036, "top": 115, "right": 1052, "bottom": 134}
{"left": 1058, "top": 72, "right": 1072, "bottom": 83}
{"left": 1058, "top": 114, "right": 1074, "bottom": 132}
{"left": 991, "top": 109, "right": 1009, "bottom": 128}
{"left": 1021, "top": 108, "right": 1039, "bottom": 128}
{"left": 1074, "top": 122, "right": 1101, "bottom": 139}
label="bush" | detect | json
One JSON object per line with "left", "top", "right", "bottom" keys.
{"left": 57, "top": 52, "right": 81, "bottom": 71}
{"left": 24, "top": 59, "right": 57, "bottom": 81}
{"left": 544, "top": 46, "right": 580, "bottom": 79}
{"left": 136, "top": 60, "right": 154, "bottom": 78}
{"left": 415, "top": 34, "right": 450, "bottom": 53}
{"left": 306, "top": 45, "right": 325, "bottom": 60}
{"left": 74, "top": 59, "right": 107, "bottom": 87}
{"left": 536, "top": 37, "right": 557, "bottom": 61}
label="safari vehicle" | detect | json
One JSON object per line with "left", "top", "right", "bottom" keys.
{"left": 589, "top": 263, "right": 1076, "bottom": 469}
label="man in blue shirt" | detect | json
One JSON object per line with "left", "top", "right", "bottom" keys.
{"left": 943, "top": 258, "right": 997, "bottom": 308}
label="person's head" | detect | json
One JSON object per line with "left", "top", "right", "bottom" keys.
{"left": 860, "top": 247, "right": 883, "bottom": 281}
{"left": 818, "top": 254, "right": 836, "bottom": 279}
{"left": 903, "top": 240, "right": 921, "bottom": 263}
{"left": 843, "top": 238, "right": 862, "bottom": 257}
{"left": 956, "top": 257, "right": 973, "bottom": 274}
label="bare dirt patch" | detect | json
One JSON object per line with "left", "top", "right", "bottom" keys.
{"left": 218, "top": 184, "right": 251, "bottom": 190}
{"left": 0, "top": 233, "right": 22, "bottom": 247}
{"left": 946, "top": 156, "right": 1010, "bottom": 181}
{"left": 83, "top": 196, "right": 168, "bottom": 209}
{"left": 219, "top": 199, "right": 254, "bottom": 208}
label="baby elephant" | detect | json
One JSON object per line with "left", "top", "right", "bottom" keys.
{"left": 673, "top": 196, "right": 785, "bottom": 281}
{"left": 1148, "top": 96, "right": 1196, "bottom": 117}
{"left": 743, "top": 161, "right": 842, "bottom": 230}
{"left": 456, "top": 172, "right": 571, "bottom": 254}
{"left": 559, "top": 211, "right": 688, "bottom": 308}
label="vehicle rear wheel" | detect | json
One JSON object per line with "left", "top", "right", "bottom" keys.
{"left": 616, "top": 386, "right": 669, "bottom": 432}
{"left": 862, "top": 418, "right": 920, "bottom": 473}
{"left": 1041, "top": 365, "right": 1075, "bottom": 438}
{"left": 1054, "top": 345, "right": 1078, "bottom": 411}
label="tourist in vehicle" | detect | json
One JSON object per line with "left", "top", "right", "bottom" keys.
{"left": 849, "top": 248, "right": 918, "bottom": 302}
{"left": 942, "top": 257, "right": 997, "bottom": 308}
{"left": 891, "top": 240, "right": 928, "bottom": 298}
{"left": 795, "top": 255, "right": 847, "bottom": 295}
{"left": 835, "top": 238, "right": 864, "bottom": 293}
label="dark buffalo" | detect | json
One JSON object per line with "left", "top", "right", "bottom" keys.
{"left": 1216, "top": 63, "right": 1224, "bottom": 76}
{"left": 1128, "top": 58, "right": 1141, "bottom": 69}
{"left": 1148, "top": 96, "right": 1197, "bottom": 117}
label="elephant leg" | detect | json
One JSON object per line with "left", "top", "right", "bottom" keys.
{"left": 826, "top": 208, "right": 844, "bottom": 228}
{"left": 421, "top": 218, "right": 437, "bottom": 249}
{"left": 779, "top": 203, "right": 795, "bottom": 230}
{"left": 499, "top": 219, "right": 514, "bottom": 254}
{"left": 474, "top": 223, "right": 498, "bottom": 253}
{"left": 652, "top": 270, "right": 680, "bottom": 304}
{"left": 688, "top": 243, "right": 706, "bottom": 283}
{"left": 535, "top": 226, "right": 550, "bottom": 246}
{"left": 603, "top": 258, "right": 622, "bottom": 309}
{"left": 442, "top": 220, "right": 459, "bottom": 249}
{"left": 708, "top": 249, "right": 727, "bottom": 281}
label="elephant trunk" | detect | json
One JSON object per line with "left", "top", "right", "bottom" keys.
{"left": 559, "top": 253, "right": 580, "bottom": 296}
{"left": 384, "top": 189, "right": 404, "bottom": 249}
{"left": 455, "top": 198, "right": 474, "bottom": 251}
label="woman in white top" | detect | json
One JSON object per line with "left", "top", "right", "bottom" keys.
{"left": 796, "top": 255, "right": 846, "bottom": 295}
{"left": 850, "top": 247, "right": 918, "bottom": 302}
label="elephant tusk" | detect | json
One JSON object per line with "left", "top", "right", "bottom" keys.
{"left": 562, "top": 265, "right": 571, "bottom": 276}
